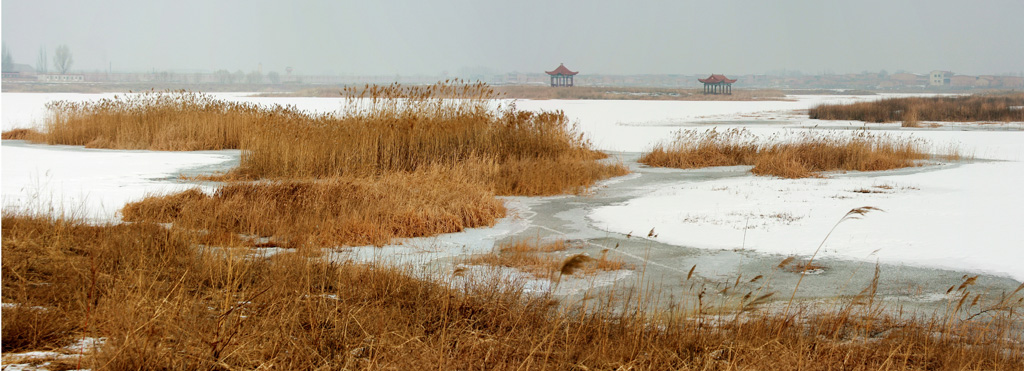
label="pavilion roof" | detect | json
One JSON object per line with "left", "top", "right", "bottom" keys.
{"left": 698, "top": 74, "right": 737, "bottom": 84}
{"left": 545, "top": 63, "right": 579, "bottom": 76}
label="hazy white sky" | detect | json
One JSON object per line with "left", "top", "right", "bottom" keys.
{"left": 2, "top": 0, "right": 1022, "bottom": 76}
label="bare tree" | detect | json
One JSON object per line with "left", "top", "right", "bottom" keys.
{"left": 1, "top": 43, "right": 13, "bottom": 73}
{"left": 246, "top": 70, "right": 263, "bottom": 84}
{"left": 36, "top": 47, "right": 48, "bottom": 73}
{"left": 214, "top": 69, "right": 233, "bottom": 84}
{"left": 53, "top": 44, "right": 73, "bottom": 74}
{"left": 267, "top": 71, "right": 280, "bottom": 84}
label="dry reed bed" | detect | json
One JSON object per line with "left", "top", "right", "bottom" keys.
{"left": 15, "top": 84, "right": 626, "bottom": 247}
{"left": 463, "top": 238, "right": 627, "bottom": 280}
{"left": 122, "top": 169, "right": 505, "bottom": 248}
{"left": 809, "top": 93, "right": 1024, "bottom": 126}
{"left": 641, "top": 129, "right": 944, "bottom": 178}
{"left": 41, "top": 91, "right": 260, "bottom": 150}
{"left": 4, "top": 213, "right": 1022, "bottom": 369}
{"left": 234, "top": 83, "right": 627, "bottom": 188}
{"left": 0, "top": 128, "right": 46, "bottom": 141}
{"left": 14, "top": 85, "right": 627, "bottom": 195}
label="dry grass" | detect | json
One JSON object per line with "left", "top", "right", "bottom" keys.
{"left": 464, "top": 238, "right": 627, "bottom": 280}
{"left": 1, "top": 128, "right": 45, "bottom": 141}
{"left": 122, "top": 168, "right": 505, "bottom": 248}
{"left": 809, "top": 93, "right": 1024, "bottom": 125}
{"left": 233, "top": 82, "right": 627, "bottom": 195}
{"left": 641, "top": 129, "right": 944, "bottom": 178}
{"left": 4, "top": 213, "right": 1023, "bottom": 369}
{"left": 111, "top": 84, "right": 626, "bottom": 248}
{"left": 28, "top": 84, "right": 627, "bottom": 196}
{"left": 40, "top": 91, "right": 260, "bottom": 150}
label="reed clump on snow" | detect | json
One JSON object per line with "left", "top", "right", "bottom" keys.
{"left": 808, "top": 93, "right": 1024, "bottom": 126}
{"left": 104, "top": 83, "right": 626, "bottom": 249}
{"left": 641, "top": 128, "right": 945, "bottom": 178}
{"left": 41, "top": 91, "right": 259, "bottom": 150}
{"left": 4, "top": 213, "right": 1022, "bottom": 369}
{"left": 233, "top": 82, "right": 628, "bottom": 196}
{"left": 28, "top": 83, "right": 627, "bottom": 196}
{"left": 122, "top": 167, "right": 505, "bottom": 247}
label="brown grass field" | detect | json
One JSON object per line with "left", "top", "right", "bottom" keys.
{"left": 640, "top": 129, "right": 949, "bottom": 178}
{"left": 809, "top": 93, "right": 1024, "bottom": 126}
{"left": 4, "top": 213, "right": 1022, "bottom": 369}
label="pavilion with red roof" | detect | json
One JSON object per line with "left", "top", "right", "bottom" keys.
{"left": 546, "top": 63, "right": 578, "bottom": 87}
{"left": 699, "top": 74, "right": 737, "bottom": 95}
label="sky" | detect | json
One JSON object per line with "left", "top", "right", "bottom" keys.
{"left": 2, "top": 0, "right": 1023, "bottom": 76}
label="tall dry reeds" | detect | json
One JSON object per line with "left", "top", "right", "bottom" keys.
{"left": 809, "top": 93, "right": 1024, "bottom": 125}
{"left": 4, "top": 213, "right": 1022, "bottom": 369}
{"left": 42, "top": 91, "right": 260, "bottom": 150}
{"left": 233, "top": 82, "right": 627, "bottom": 195}
{"left": 0, "top": 128, "right": 45, "bottom": 141}
{"left": 29, "top": 84, "right": 626, "bottom": 196}
{"left": 641, "top": 129, "right": 941, "bottom": 178}
{"left": 122, "top": 168, "right": 505, "bottom": 247}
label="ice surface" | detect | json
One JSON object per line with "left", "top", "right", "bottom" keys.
{"left": 2, "top": 142, "right": 234, "bottom": 221}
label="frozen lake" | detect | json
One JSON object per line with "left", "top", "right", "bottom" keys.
{"left": 2, "top": 92, "right": 1022, "bottom": 288}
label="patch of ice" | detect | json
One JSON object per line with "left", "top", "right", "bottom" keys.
{"left": 1, "top": 142, "right": 235, "bottom": 222}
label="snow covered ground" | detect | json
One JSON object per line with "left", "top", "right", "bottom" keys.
{"left": 2, "top": 92, "right": 1021, "bottom": 282}
{"left": 1, "top": 142, "right": 235, "bottom": 221}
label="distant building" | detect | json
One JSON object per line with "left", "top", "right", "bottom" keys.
{"left": 545, "top": 63, "right": 578, "bottom": 87}
{"left": 950, "top": 75, "right": 981, "bottom": 88}
{"left": 698, "top": 74, "right": 737, "bottom": 94}
{"left": 38, "top": 74, "right": 84, "bottom": 82}
{"left": 930, "top": 70, "right": 953, "bottom": 86}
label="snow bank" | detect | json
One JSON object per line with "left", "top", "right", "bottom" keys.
{"left": 2, "top": 143, "right": 234, "bottom": 221}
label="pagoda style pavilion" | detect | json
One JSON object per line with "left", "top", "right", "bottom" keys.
{"left": 546, "top": 63, "right": 578, "bottom": 87}
{"left": 699, "top": 74, "right": 737, "bottom": 94}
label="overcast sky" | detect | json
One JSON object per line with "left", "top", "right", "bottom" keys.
{"left": 2, "top": 0, "right": 1022, "bottom": 76}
